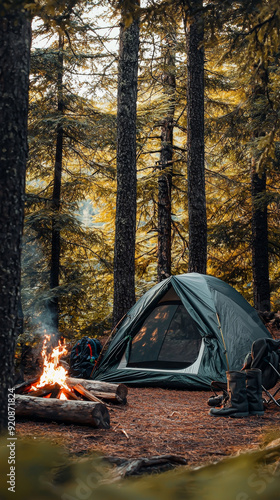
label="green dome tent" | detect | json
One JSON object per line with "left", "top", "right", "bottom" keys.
{"left": 93, "top": 273, "right": 271, "bottom": 389}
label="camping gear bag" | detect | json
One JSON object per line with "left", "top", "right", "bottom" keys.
{"left": 69, "top": 336, "right": 102, "bottom": 379}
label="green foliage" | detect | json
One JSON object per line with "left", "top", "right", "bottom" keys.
{"left": 23, "top": 13, "right": 118, "bottom": 340}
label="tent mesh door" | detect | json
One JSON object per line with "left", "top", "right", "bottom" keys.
{"left": 127, "top": 303, "right": 202, "bottom": 369}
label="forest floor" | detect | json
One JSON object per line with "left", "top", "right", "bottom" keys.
{"left": 16, "top": 384, "right": 280, "bottom": 467}
{"left": 16, "top": 319, "right": 280, "bottom": 469}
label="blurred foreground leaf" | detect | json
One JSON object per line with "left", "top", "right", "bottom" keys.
{"left": 0, "top": 436, "right": 279, "bottom": 500}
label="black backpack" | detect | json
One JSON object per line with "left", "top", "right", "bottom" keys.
{"left": 69, "top": 336, "right": 102, "bottom": 379}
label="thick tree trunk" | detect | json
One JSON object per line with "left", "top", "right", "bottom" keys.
{"left": 157, "top": 34, "right": 176, "bottom": 282}
{"left": 0, "top": 9, "right": 31, "bottom": 433}
{"left": 15, "top": 395, "right": 110, "bottom": 428}
{"left": 184, "top": 2, "right": 207, "bottom": 274}
{"left": 113, "top": 5, "right": 140, "bottom": 325}
{"left": 251, "top": 168, "right": 270, "bottom": 311}
{"left": 49, "top": 34, "right": 64, "bottom": 331}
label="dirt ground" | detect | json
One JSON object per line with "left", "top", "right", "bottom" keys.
{"left": 16, "top": 384, "right": 280, "bottom": 467}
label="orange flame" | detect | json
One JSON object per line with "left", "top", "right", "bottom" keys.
{"left": 31, "top": 335, "right": 70, "bottom": 394}
{"left": 59, "top": 392, "right": 68, "bottom": 400}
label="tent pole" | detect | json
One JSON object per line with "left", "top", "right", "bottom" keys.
{"left": 216, "top": 313, "right": 230, "bottom": 371}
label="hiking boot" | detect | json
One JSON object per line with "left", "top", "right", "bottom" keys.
{"left": 209, "top": 371, "right": 249, "bottom": 418}
{"left": 207, "top": 391, "right": 229, "bottom": 407}
{"left": 245, "top": 368, "right": 264, "bottom": 416}
{"left": 207, "top": 394, "right": 224, "bottom": 407}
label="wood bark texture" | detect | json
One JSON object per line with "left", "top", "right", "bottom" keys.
{"left": 185, "top": 2, "right": 207, "bottom": 274}
{"left": 251, "top": 169, "right": 270, "bottom": 311}
{"left": 157, "top": 34, "right": 176, "bottom": 282}
{"left": 49, "top": 34, "right": 64, "bottom": 330}
{"left": 66, "top": 377, "right": 128, "bottom": 403}
{"left": 0, "top": 9, "right": 31, "bottom": 432}
{"left": 250, "top": 64, "right": 270, "bottom": 312}
{"left": 73, "top": 384, "right": 105, "bottom": 404}
{"left": 15, "top": 395, "right": 110, "bottom": 428}
{"left": 113, "top": 4, "right": 140, "bottom": 325}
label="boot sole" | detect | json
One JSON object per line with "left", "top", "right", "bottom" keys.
{"left": 209, "top": 411, "right": 249, "bottom": 418}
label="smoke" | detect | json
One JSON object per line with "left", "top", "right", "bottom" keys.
{"left": 21, "top": 233, "right": 58, "bottom": 339}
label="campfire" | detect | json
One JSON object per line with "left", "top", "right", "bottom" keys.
{"left": 28, "top": 336, "right": 73, "bottom": 400}
{"left": 14, "top": 335, "right": 128, "bottom": 429}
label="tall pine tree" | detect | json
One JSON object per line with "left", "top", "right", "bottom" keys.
{"left": 184, "top": 0, "right": 207, "bottom": 274}
{"left": 0, "top": 5, "right": 31, "bottom": 432}
{"left": 157, "top": 30, "right": 176, "bottom": 282}
{"left": 113, "top": 1, "right": 140, "bottom": 324}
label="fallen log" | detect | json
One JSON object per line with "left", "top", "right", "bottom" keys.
{"left": 66, "top": 377, "right": 128, "bottom": 404}
{"left": 15, "top": 394, "right": 110, "bottom": 428}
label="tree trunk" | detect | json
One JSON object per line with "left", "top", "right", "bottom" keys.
{"left": 0, "top": 8, "right": 31, "bottom": 433}
{"left": 15, "top": 395, "right": 110, "bottom": 428}
{"left": 113, "top": 4, "right": 140, "bottom": 325}
{"left": 250, "top": 64, "right": 270, "bottom": 312}
{"left": 251, "top": 168, "right": 270, "bottom": 311}
{"left": 184, "top": 1, "right": 207, "bottom": 274}
{"left": 49, "top": 33, "right": 64, "bottom": 331}
{"left": 157, "top": 33, "right": 176, "bottom": 282}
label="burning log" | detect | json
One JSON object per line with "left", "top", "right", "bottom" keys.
{"left": 14, "top": 377, "right": 40, "bottom": 394}
{"left": 28, "top": 383, "right": 61, "bottom": 398}
{"left": 66, "top": 377, "right": 128, "bottom": 404}
{"left": 57, "top": 387, "right": 81, "bottom": 401}
{"left": 15, "top": 394, "right": 110, "bottom": 428}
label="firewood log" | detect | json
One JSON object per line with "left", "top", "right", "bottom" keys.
{"left": 28, "top": 383, "right": 60, "bottom": 398}
{"left": 84, "top": 390, "right": 126, "bottom": 404}
{"left": 59, "top": 387, "right": 81, "bottom": 400}
{"left": 66, "top": 377, "right": 128, "bottom": 404}
{"left": 14, "top": 377, "right": 40, "bottom": 394}
{"left": 15, "top": 394, "right": 110, "bottom": 428}
{"left": 73, "top": 384, "right": 105, "bottom": 404}
{"left": 49, "top": 385, "right": 61, "bottom": 398}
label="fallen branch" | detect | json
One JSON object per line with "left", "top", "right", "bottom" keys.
{"left": 110, "top": 455, "right": 188, "bottom": 477}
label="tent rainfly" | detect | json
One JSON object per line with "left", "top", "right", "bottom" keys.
{"left": 93, "top": 273, "right": 271, "bottom": 389}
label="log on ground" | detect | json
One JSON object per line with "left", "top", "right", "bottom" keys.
{"left": 15, "top": 394, "right": 110, "bottom": 428}
{"left": 66, "top": 377, "right": 128, "bottom": 404}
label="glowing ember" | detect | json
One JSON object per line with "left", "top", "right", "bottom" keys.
{"left": 31, "top": 335, "right": 70, "bottom": 393}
